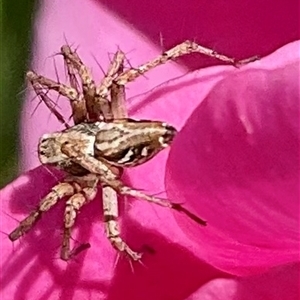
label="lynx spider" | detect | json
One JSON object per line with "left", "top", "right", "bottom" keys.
{"left": 9, "top": 40, "right": 258, "bottom": 261}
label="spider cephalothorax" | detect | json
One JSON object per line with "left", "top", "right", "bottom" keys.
{"left": 10, "top": 41, "right": 258, "bottom": 261}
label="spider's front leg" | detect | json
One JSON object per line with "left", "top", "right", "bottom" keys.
{"left": 114, "top": 40, "right": 259, "bottom": 86}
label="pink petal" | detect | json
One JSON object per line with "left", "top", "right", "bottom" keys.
{"left": 166, "top": 41, "right": 300, "bottom": 276}
{"left": 186, "top": 262, "right": 299, "bottom": 300}
{"left": 4, "top": 0, "right": 299, "bottom": 298}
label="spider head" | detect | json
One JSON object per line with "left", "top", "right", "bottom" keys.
{"left": 38, "top": 132, "right": 91, "bottom": 176}
{"left": 38, "top": 133, "right": 68, "bottom": 165}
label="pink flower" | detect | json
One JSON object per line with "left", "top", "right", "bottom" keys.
{"left": 1, "top": 0, "right": 299, "bottom": 299}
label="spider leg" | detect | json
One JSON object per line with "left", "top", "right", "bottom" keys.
{"left": 60, "top": 46, "right": 82, "bottom": 93}
{"left": 60, "top": 48, "right": 126, "bottom": 122}
{"left": 99, "top": 51, "right": 139, "bottom": 258}
{"left": 61, "top": 186, "right": 97, "bottom": 261}
{"left": 114, "top": 40, "right": 259, "bottom": 86}
{"left": 26, "top": 70, "right": 87, "bottom": 124}
{"left": 117, "top": 185, "right": 207, "bottom": 226}
{"left": 102, "top": 183, "right": 142, "bottom": 260}
{"left": 28, "top": 73, "right": 70, "bottom": 128}
{"left": 9, "top": 182, "right": 75, "bottom": 241}
{"left": 104, "top": 178, "right": 207, "bottom": 226}
{"left": 61, "top": 144, "right": 207, "bottom": 227}
{"left": 60, "top": 45, "right": 106, "bottom": 122}
{"left": 95, "top": 50, "right": 126, "bottom": 121}
{"left": 61, "top": 144, "right": 143, "bottom": 260}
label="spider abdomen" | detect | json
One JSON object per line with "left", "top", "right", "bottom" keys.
{"left": 94, "top": 119, "right": 177, "bottom": 167}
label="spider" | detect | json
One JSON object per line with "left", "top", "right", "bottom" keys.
{"left": 9, "top": 41, "right": 258, "bottom": 261}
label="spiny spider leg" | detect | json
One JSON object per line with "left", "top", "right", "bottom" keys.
{"left": 97, "top": 51, "right": 142, "bottom": 260}
{"left": 9, "top": 182, "right": 76, "bottom": 241}
{"left": 102, "top": 182, "right": 142, "bottom": 261}
{"left": 100, "top": 51, "right": 143, "bottom": 260}
{"left": 61, "top": 143, "right": 207, "bottom": 228}
{"left": 60, "top": 46, "right": 127, "bottom": 122}
{"left": 29, "top": 76, "right": 70, "bottom": 128}
{"left": 97, "top": 50, "right": 125, "bottom": 100}
{"left": 60, "top": 45, "right": 107, "bottom": 122}
{"left": 114, "top": 40, "right": 259, "bottom": 86}
{"left": 105, "top": 178, "right": 207, "bottom": 226}
{"left": 109, "top": 50, "right": 127, "bottom": 119}
{"left": 61, "top": 185, "right": 97, "bottom": 260}
{"left": 94, "top": 50, "right": 127, "bottom": 121}
{"left": 61, "top": 46, "right": 82, "bottom": 92}
{"left": 59, "top": 47, "right": 139, "bottom": 260}
{"left": 26, "top": 70, "right": 87, "bottom": 124}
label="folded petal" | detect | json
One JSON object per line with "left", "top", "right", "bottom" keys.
{"left": 166, "top": 41, "right": 300, "bottom": 276}
{"left": 186, "top": 262, "right": 299, "bottom": 300}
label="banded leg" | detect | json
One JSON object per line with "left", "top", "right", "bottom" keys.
{"left": 61, "top": 144, "right": 207, "bottom": 226}
{"left": 97, "top": 51, "right": 137, "bottom": 258}
{"left": 62, "top": 144, "right": 141, "bottom": 259}
{"left": 60, "top": 45, "right": 109, "bottom": 122}
{"left": 105, "top": 178, "right": 207, "bottom": 226}
{"left": 114, "top": 40, "right": 259, "bottom": 86}
{"left": 119, "top": 186, "right": 207, "bottom": 226}
{"left": 58, "top": 145, "right": 142, "bottom": 260}
{"left": 60, "top": 46, "right": 127, "bottom": 121}
{"left": 61, "top": 186, "right": 97, "bottom": 260}
{"left": 109, "top": 50, "right": 127, "bottom": 119}
{"left": 26, "top": 70, "right": 87, "bottom": 124}
{"left": 95, "top": 50, "right": 125, "bottom": 121}
{"left": 28, "top": 73, "right": 70, "bottom": 128}
{"left": 95, "top": 50, "right": 127, "bottom": 121}
{"left": 60, "top": 46, "right": 82, "bottom": 93}
{"left": 99, "top": 51, "right": 139, "bottom": 258}
{"left": 9, "top": 182, "right": 75, "bottom": 241}
{"left": 102, "top": 183, "right": 142, "bottom": 260}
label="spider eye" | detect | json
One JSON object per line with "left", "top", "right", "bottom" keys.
{"left": 39, "top": 150, "right": 46, "bottom": 156}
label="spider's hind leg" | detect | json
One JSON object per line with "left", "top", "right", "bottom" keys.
{"left": 60, "top": 185, "right": 97, "bottom": 261}
{"left": 107, "top": 179, "right": 207, "bottom": 226}
{"left": 102, "top": 183, "right": 142, "bottom": 261}
{"left": 9, "top": 182, "right": 75, "bottom": 241}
